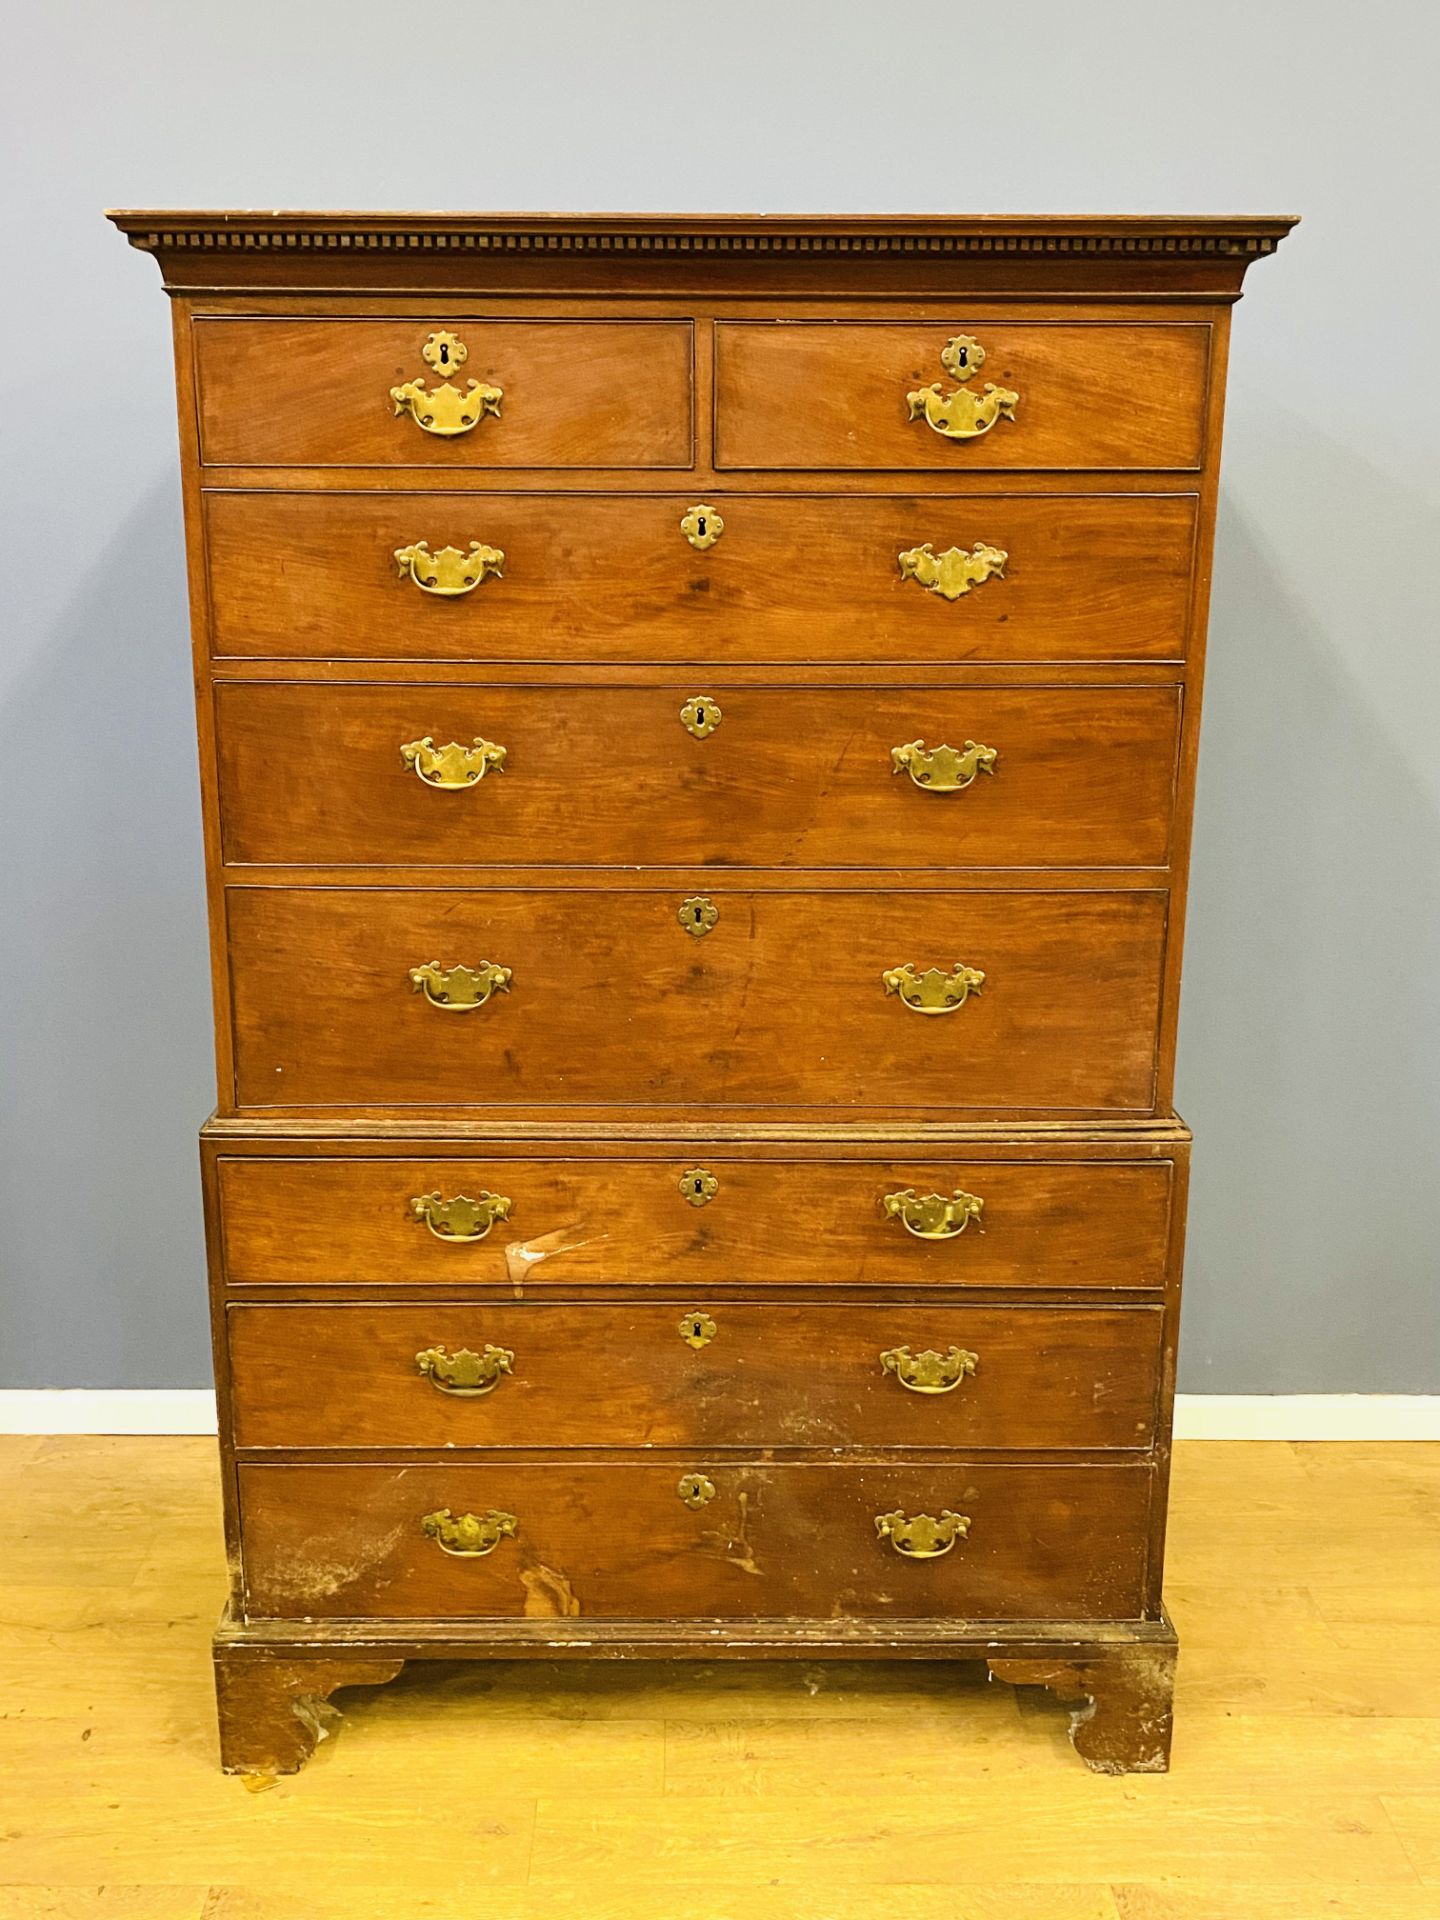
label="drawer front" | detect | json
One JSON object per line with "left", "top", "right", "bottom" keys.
{"left": 227, "top": 886, "right": 1167, "bottom": 1111}
{"left": 194, "top": 320, "right": 694, "bottom": 469}
{"left": 228, "top": 1302, "right": 1163, "bottom": 1451}
{"left": 203, "top": 490, "right": 1198, "bottom": 665}
{"left": 216, "top": 1155, "right": 1174, "bottom": 1293}
{"left": 238, "top": 1460, "right": 1152, "bottom": 1620}
{"left": 215, "top": 683, "right": 1181, "bottom": 872}
{"left": 715, "top": 323, "right": 1210, "bottom": 471}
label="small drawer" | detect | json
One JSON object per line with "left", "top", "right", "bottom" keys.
{"left": 214, "top": 682, "right": 1182, "bottom": 872}
{"left": 225, "top": 885, "right": 1168, "bottom": 1112}
{"left": 227, "top": 1301, "right": 1163, "bottom": 1451}
{"left": 237, "top": 1459, "right": 1152, "bottom": 1621}
{"left": 202, "top": 489, "right": 1199, "bottom": 665}
{"left": 715, "top": 322, "right": 1210, "bottom": 471}
{"left": 193, "top": 319, "right": 694, "bottom": 469}
{"left": 214, "top": 1153, "right": 1175, "bottom": 1294}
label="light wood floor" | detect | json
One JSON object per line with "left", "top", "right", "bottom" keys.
{"left": 1, "top": 1437, "right": 1438, "bottom": 1917}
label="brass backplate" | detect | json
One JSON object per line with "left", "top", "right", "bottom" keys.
{"left": 874, "top": 1509, "right": 971, "bottom": 1559}
{"left": 882, "top": 962, "right": 985, "bottom": 1015}
{"left": 409, "top": 1189, "right": 514, "bottom": 1242}
{"left": 409, "top": 960, "right": 513, "bottom": 1010}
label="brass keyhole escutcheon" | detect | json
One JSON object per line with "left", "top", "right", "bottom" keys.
{"left": 680, "top": 696, "right": 722, "bottom": 739}
{"left": 422, "top": 330, "right": 468, "bottom": 375}
{"left": 679, "top": 1166, "right": 718, "bottom": 1207}
{"left": 678, "top": 1309, "right": 717, "bottom": 1350}
{"left": 678, "top": 1472, "right": 717, "bottom": 1509}
{"left": 681, "top": 503, "right": 724, "bottom": 551}
{"left": 940, "top": 334, "right": 984, "bottom": 380}
{"left": 678, "top": 895, "right": 719, "bottom": 938}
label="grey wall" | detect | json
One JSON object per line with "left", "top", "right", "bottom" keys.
{"left": 2, "top": 1, "right": 1437, "bottom": 1391}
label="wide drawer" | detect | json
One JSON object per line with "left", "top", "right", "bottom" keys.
{"left": 214, "top": 1154, "right": 1175, "bottom": 1292}
{"left": 215, "top": 683, "right": 1182, "bottom": 871}
{"left": 202, "top": 490, "right": 1199, "bottom": 664}
{"left": 238, "top": 1459, "right": 1152, "bottom": 1620}
{"left": 193, "top": 319, "right": 694, "bottom": 469}
{"left": 715, "top": 322, "right": 1210, "bottom": 471}
{"left": 227, "top": 1301, "right": 1163, "bottom": 1451}
{"left": 226, "top": 886, "right": 1167, "bottom": 1111}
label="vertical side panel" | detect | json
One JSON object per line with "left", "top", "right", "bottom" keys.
{"left": 170, "top": 297, "right": 237, "bottom": 1111}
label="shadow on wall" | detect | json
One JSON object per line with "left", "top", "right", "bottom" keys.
{"left": 0, "top": 482, "right": 215, "bottom": 1388}
{"left": 1177, "top": 404, "right": 1440, "bottom": 1392}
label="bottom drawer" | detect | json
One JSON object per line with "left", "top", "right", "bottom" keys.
{"left": 238, "top": 1461, "right": 1152, "bottom": 1622}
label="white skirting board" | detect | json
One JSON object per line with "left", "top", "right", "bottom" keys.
{"left": 0, "top": 1390, "right": 1438, "bottom": 1440}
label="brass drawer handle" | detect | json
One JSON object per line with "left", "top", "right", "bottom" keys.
{"left": 891, "top": 739, "right": 997, "bottom": 792}
{"left": 898, "top": 542, "right": 1007, "bottom": 601}
{"left": 421, "top": 1508, "right": 517, "bottom": 1557}
{"left": 409, "top": 960, "right": 512, "bottom": 1011}
{"left": 880, "top": 1345, "right": 979, "bottom": 1394}
{"left": 400, "top": 736, "right": 507, "bottom": 788}
{"left": 390, "top": 331, "right": 503, "bottom": 437}
{"left": 394, "top": 540, "right": 504, "bottom": 597}
{"left": 882, "top": 962, "right": 985, "bottom": 1014}
{"left": 410, "top": 1189, "right": 513, "bottom": 1242}
{"left": 416, "top": 1343, "right": 514, "bottom": 1396}
{"left": 883, "top": 1187, "right": 985, "bottom": 1239}
{"left": 907, "top": 334, "right": 1018, "bottom": 443}
{"left": 875, "top": 1509, "right": 971, "bottom": 1559}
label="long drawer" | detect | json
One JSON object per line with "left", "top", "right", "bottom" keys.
{"left": 202, "top": 490, "right": 1199, "bottom": 664}
{"left": 226, "top": 886, "right": 1168, "bottom": 1111}
{"left": 193, "top": 319, "right": 695, "bottom": 469}
{"left": 215, "top": 683, "right": 1181, "bottom": 871}
{"left": 227, "top": 1301, "right": 1163, "bottom": 1451}
{"left": 214, "top": 1153, "right": 1175, "bottom": 1292}
{"left": 238, "top": 1460, "right": 1153, "bottom": 1620}
{"left": 714, "top": 322, "right": 1210, "bottom": 471}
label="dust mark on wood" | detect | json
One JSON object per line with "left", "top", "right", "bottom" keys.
{"left": 503, "top": 1224, "right": 608, "bottom": 1295}
{"left": 703, "top": 1489, "right": 763, "bottom": 1576}
{"left": 520, "top": 1562, "right": 582, "bottom": 1617}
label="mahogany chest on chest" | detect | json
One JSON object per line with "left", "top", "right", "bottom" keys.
{"left": 111, "top": 208, "right": 1294, "bottom": 1774}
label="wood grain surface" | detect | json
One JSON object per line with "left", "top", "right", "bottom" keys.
{"left": 213, "top": 1150, "right": 1176, "bottom": 1292}
{"left": 194, "top": 318, "right": 694, "bottom": 468}
{"left": 214, "top": 681, "right": 1181, "bottom": 871}
{"left": 224, "top": 885, "right": 1168, "bottom": 1111}
{"left": 225, "top": 1300, "right": 1164, "bottom": 1451}
{"left": 714, "top": 322, "right": 1210, "bottom": 470}
{"left": 202, "top": 489, "right": 1199, "bottom": 663}
{"left": 235, "top": 1458, "right": 1154, "bottom": 1620}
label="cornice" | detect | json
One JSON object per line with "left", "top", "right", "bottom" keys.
{"left": 108, "top": 209, "right": 1298, "bottom": 260}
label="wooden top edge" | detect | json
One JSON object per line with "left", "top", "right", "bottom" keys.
{"left": 199, "top": 1114, "right": 1194, "bottom": 1146}
{"left": 106, "top": 208, "right": 1299, "bottom": 257}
